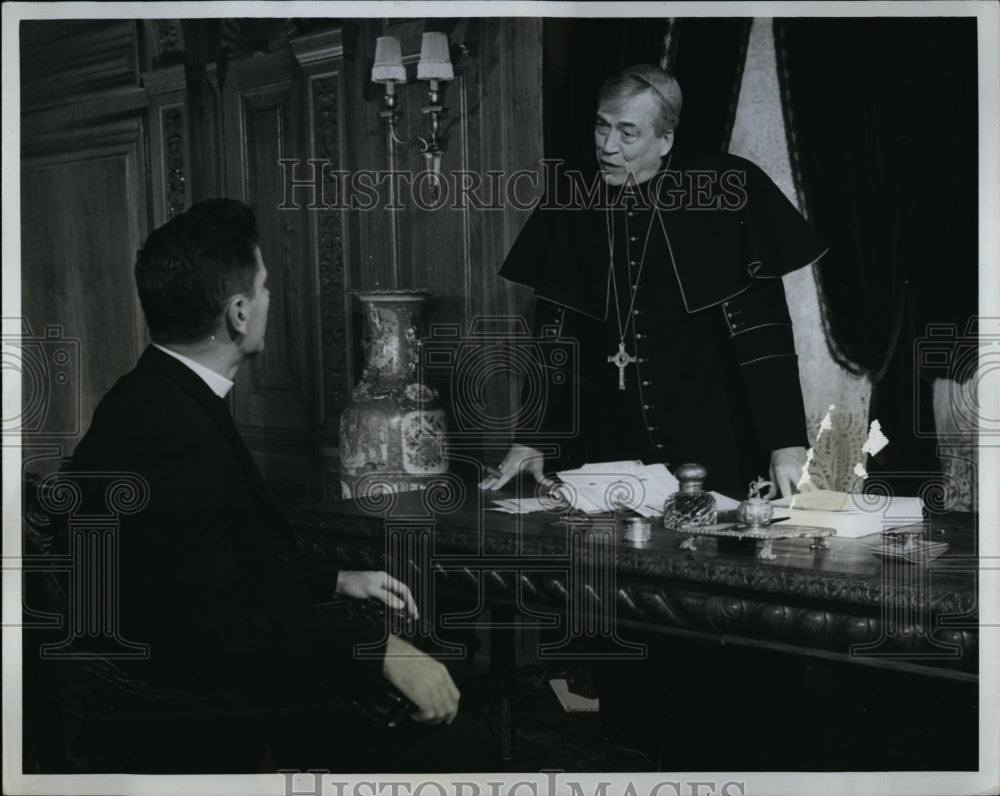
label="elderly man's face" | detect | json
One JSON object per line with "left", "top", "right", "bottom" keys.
{"left": 594, "top": 89, "right": 673, "bottom": 185}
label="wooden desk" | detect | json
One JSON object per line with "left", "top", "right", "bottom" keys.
{"left": 283, "top": 488, "right": 979, "bottom": 761}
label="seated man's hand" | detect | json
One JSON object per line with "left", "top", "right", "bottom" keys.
{"left": 478, "top": 443, "right": 552, "bottom": 491}
{"left": 767, "top": 446, "right": 809, "bottom": 499}
{"left": 335, "top": 571, "right": 418, "bottom": 620}
{"left": 383, "top": 635, "right": 460, "bottom": 725}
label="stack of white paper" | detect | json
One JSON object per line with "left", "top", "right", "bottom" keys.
{"left": 551, "top": 461, "right": 741, "bottom": 517}
{"left": 552, "top": 461, "right": 677, "bottom": 516}
{"left": 771, "top": 489, "right": 925, "bottom": 538}
{"left": 489, "top": 461, "right": 741, "bottom": 516}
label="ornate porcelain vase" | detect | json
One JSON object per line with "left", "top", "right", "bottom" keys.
{"left": 339, "top": 290, "right": 449, "bottom": 498}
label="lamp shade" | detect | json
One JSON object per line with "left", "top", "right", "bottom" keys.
{"left": 416, "top": 32, "right": 453, "bottom": 81}
{"left": 372, "top": 36, "right": 406, "bottom": 83}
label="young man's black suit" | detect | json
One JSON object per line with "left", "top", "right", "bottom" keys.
{"left": 71, "top": 345, "right": 387, "bottom": 699}
{"left": 68, "top": 345, "right": 494, "bottom": 773}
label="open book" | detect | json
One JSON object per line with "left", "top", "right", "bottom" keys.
{"left": 771, "top": 489, "right": 925, "bottom": 539}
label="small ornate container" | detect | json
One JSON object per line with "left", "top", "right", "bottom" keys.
{"left": 663, "top": 463, "right": 718, "bottom": 530}
{"left": 736, "top": 477, "right": 774, "bottom": 529}
{"left": 619, "top": 514, "right": 652, "bottom": 544}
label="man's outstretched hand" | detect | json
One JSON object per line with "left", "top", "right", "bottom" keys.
{"left": 335, "top": 571, "right": 419, "bottom": 620}
{"left": 382, "top": 635, "right": 460, "bottom": 725}
{"left": 478, "top": 443, "right": 552, "bottom": 491}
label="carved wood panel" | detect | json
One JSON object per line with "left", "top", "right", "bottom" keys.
{"left": 144, "top": 64, "right": 191, "bottom": 226}
{"left": 220, "top": 49, "right": 320, "bottom": 497}
{"left": 242, "top": 81, "right": 303, "bottom": 394}
{"left": 311, "top": 73, "right": 350, "bottom": 437}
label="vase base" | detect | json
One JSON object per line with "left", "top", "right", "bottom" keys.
{"left": 340, "top": 472, "right": 449, "bottom": 500}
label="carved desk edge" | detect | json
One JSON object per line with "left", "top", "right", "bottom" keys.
{"left": 285, "top": 506, "right": 978, "bottom": 677}
{"left": 283, "top": 504, "right": 978, "bottom": 618}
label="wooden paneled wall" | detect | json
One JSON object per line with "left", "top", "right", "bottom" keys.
{"left": 19, "top": 17, "right": 543, "bottom": 497}
{"left": 20, "top": 21, "right": 157, "bottom": 474}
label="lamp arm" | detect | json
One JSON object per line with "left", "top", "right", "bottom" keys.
{"left": 388, "top": 124, "right": 430, "bottom": 151}
{"left": 378, "top": 88, "right": 447, "bottom": 157}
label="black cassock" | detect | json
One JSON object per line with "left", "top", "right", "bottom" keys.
{"left": 500, "top": 150, "right": 828, "bottom": 495}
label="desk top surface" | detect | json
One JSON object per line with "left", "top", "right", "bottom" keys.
{"left": 284, "top": 489, "right": 978, "bottom": 617}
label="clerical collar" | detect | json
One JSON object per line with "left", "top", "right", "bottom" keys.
{"left": 153, "top": 343, "right": 234, "bottom": 398}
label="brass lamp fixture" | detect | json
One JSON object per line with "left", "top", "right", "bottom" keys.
{"left": 372, "top": 32, "right": 453, "bottom": 175}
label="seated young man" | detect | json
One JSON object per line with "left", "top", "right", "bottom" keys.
{"left": 68, "top": 199, "right": 495, "bottom": 773}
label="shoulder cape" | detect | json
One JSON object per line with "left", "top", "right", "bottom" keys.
{"left": 499, "top": 150, "right": 828, "bottom": 319}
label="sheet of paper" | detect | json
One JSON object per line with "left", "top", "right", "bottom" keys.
{"left": 488, "top": 498, "right": 551, "bottom": 514}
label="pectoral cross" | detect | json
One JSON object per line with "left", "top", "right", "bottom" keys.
{"left": 608, "top": 341, "right": 636, "bottom": 390}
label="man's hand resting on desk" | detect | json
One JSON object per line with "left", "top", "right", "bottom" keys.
{"left": 767, "top": 446, "right": 809, "bottom": 499}
{"left": 478, "top": 443, "right": 553, "bottom": 491}
{"left": 383, "top": 635, "right": 460, "bottom": 724}
{"left": 335, "top": 571, "right": 419, "bottom": 620}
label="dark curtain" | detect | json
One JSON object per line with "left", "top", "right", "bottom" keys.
{"left": 667, "top": 18, "right": 752, "bottom": 152}
{"left": 774, "top": 18, "right": 978, "bottom": 485}
{"left": 542, "top": 18, "right": 752, "bottom": 173}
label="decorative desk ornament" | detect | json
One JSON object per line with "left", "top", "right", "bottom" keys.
{"left": 617, "top": 512, "right": 652, "bottom": 545}
{"left": 339, "top": 290, "right": 449, "bottom": 499}
{"left": 736, "top": 477, "right": 775, "bottom": 529}
{"left": 662, "top": 463, "right": 718, "bottom": 530}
